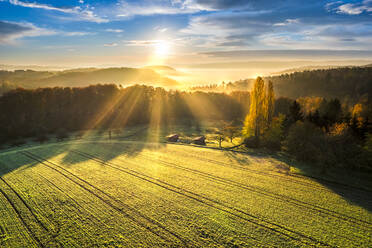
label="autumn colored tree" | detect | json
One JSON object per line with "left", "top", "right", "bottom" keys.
{"left": 243, "top": 77, "right": 270, "bottom": 142}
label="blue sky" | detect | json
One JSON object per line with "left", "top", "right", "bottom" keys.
{"left": 0, "top": 0, "right": 371, "bottom": 67}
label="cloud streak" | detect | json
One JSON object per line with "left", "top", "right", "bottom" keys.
{"left": 0, "top": 20, "right": 56, "bottom": 44}
{"left": 8, "top": 0, "right": 108, "bottom": 23}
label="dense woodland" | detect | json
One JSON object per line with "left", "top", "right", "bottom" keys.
{"left": 0, "top": 84, "right": 249, "bottom": 143}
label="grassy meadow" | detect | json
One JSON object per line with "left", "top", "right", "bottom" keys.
{"left": 0, "top": 126, "right": 371, "bottom": 247}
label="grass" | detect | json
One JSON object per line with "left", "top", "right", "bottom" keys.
{"left": 0, "top": 126, "right": 371, "bottom": 247}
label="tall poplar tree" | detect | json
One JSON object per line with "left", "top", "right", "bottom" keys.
{"left": 243, "top": 77, "right": 266, "bottom": 139}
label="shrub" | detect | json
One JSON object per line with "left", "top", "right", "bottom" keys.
{"left": 262, "top": 114, "right": 285, "bottom": 150}
{"left": 284, "top": 121, "right": 327, "bottom": 164}
{"left": 34, "top": 134, "right": 49, "bottom": 144}
{"left": 56, "top": 129, "right": 69, "bottom": 141}
{"left": 326, "top": 123, "right": 364, "bottom": 169}
{"left": 10, "top": 138, "right": 26, "bottom": 147}
{"left": 244, "top": 136, "right": 259, "bottom": 148}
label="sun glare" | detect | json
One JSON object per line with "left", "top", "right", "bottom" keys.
{"left": 154, "top": 41, "right": 170, "bottom": 57}
{"left": 148, "top": 40, "right": 171, "bottom": 65}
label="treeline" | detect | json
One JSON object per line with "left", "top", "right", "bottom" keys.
{"left": 0, "top": 84, "right": 250, "bottom": 143}
{"left": 0, "top": 81, "right": 17, "bottom": 96}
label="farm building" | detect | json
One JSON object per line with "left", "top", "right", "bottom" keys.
{"left": 192, "top": 136, "right": 206, "bottom": 145}
{"left": 166, "top": 134, "right": 179, "bottom": 142}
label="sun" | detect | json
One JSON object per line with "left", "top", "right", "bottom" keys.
{"left": 154, "top": 40, "right": 170, "bottom": 57}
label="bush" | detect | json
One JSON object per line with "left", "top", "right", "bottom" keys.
{"left": 75, "top": 131, "right": 85, "bottom": 139}
{"left": 244, "top": 136, "right": 259, "bottom": 148}
{"left": 326, "top": 123, "right": 364, "bottom": 169}
{"left": 34, "top": 134, "right": 49, "bottom": 144}
{"left": 262, "top": 115, "right": 284, "bottom": 150}
{"left": 10, "top": 138, "right": 26, "bottom": 147}
{"left": 284, "top": 121, "right": 328, "bottom": 164}
{"left": 56, "top": 129, "right": 69, "bottom": 141}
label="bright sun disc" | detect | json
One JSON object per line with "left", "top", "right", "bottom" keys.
{"left": 154, "top": 41, "right": 169, "bottom": 57}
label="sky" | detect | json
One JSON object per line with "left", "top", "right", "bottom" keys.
{"left": 0, "top": 0, "right": 372, "bottom": 75}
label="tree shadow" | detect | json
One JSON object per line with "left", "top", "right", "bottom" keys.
{"left": 0, "top": 118, "right": 204, "bottom": 178}
{"left": 223, "top": 149, "right": 372, "bottom": 213}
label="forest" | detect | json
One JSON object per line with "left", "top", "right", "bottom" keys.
{"left": 0, "top": 75, "right": 371, "bottom": 170}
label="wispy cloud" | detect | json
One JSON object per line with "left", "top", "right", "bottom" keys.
{"left": 62, "top": 31, "right": 95, "bottom": 36}
{"left": 0, "top": 20, "right": 94, "bottom": 44}
{"left": 106, "top": 29, "right": 124, "bottom": 33}
{"left": 104, "top": 42, "right": 118, "bottom": 47}
{"left": 0, "top": 20, "right": 56, "bottom": 44}
{"left": 116, "top": 0, "right": 204, "bottom": 17}
{"left": 9, "top": 0, "right": 77, "bottom": 13}
{"left": 123, "top": 40, "right": 166, "bottom": 46}
{"left": 273, "top": 18, "right": 299, "bottom": 27}
{"left": 8, "top": 0, "right": 108, "bottom": 23}
{"left": 154, "top": 26, "right": 167, "bottom": 32}
{"left": 327, "top": 0, "right": 372, "bottom": 15}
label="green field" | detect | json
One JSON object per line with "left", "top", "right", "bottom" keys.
{"left": 0, "top": 133, "right": 371, "bottom": 247}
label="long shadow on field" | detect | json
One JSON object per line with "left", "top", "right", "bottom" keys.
{"left": 0, "top": 121, "right": 206, "bottom": 179}
{"left": 224, "top": 150, "right": 372, "bottom": 213}
{"left": 0, "top": 152, "right": 40, "bottom": 177}
{"left": 60, "top": 121, "right": 206, "bottom": 165}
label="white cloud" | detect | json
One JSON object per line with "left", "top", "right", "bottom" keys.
{"left": 273, "top": 18, "right": 299, "bottom": 26}
{"left": 62, "top": 31, "right": 94, "bottom": 36}
{"left": 116, "top": 0, "right": 205, "bottom": 17}
{"left": 334, "top": 0, "right": 372, "bottom": 15}
{"left": 123, "top": 40, "right": 165, "bottom": 46}
{"left": 8, "top": 0, "right": 108, "bottom": 23}
{"left": 9, "top": 0, "right": 78, "bottom": 13}
{"left": 106, "top": 29, "right": 124, "bottom": 33}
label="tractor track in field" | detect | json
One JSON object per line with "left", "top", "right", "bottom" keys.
{"left": 0, "top": 177, "right": 52, "bottom": 233}
{"left": 89, "top": 140, "right": 370, "bottom": 196}
{"left": 171, "top": 147, "right": 372, "bottom": 195}
{"left": 128, "top": 154, "right": 369, "bottom": 245}
{"left": 171, "top": 149, "right": 347, "bottom": 190}
{"left": 36, "top": 173, "right": 113, "bottom": 230}
{"left": 19, "top": 150, "right": 194, "bottom": 248}
{"left": 0, "top": 183, "right": 46, "bottom": 248}
{"left": 133, "top": 153, "right": 372, "bottom": 229}
{"left": 72, "top": 149, "right": 336, "bottom": 248}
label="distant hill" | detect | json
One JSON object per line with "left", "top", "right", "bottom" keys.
{"left": 270, "top": 65, "right": 350, "bottom": 75}
{"left": 143, "top": 65, "right": 186, "bottom": 77}
{"left": 0, "top": 67, "right": 179, "bottom": 89}
{"left": 143, "top": 65, "right": 176, "bottom": 71}
{"left": 194, "top": 66, "right": 372, "bottom": 103}
{"left": 0, "top": 64, "right": 66, "bottom": 71}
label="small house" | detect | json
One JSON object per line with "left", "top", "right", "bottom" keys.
{"left": 192, "top": 136, "right": 206, "bottom": 145}
{"left": 166, "top": 134, "right": 179, "bottom": 142}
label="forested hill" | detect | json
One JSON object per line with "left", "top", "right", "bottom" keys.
{"left": 192, "top": 67, "right": 372, "bottom": 103}
{"left": 0, "top": 67, "right": 178, "bottom": 90}
{"left": 266, "top": 67, "right": 372, "bottom": 102}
